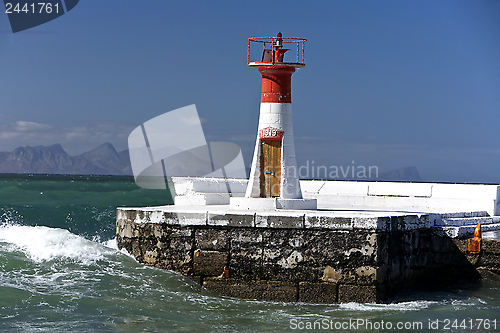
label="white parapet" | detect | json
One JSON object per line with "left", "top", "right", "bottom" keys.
{"left": 300, "top": 180, "right": 500, "bottom": 216}
{"left": 171, "top": 177, "right": 247, "bottom": 196}
{"left": 170, "top": 177, "right": 500, "bottom": 216}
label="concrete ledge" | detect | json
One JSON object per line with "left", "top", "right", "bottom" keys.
{"left": 207, "top": 211, "right": 255, "bottom": 227}
{"left": 255, "top": 212, "right": 305, "bottom": 228}
{"left": 230, "top": 197, "right": 317, "bottom": 211}
{"left": 437, "top": 216, "right": 500, "bottom": 226}
{"left": 435, "top": 223, "right": 500, "bottom": 238}
{"left": 305, "top": 213, "right": 354, "bottom": 230}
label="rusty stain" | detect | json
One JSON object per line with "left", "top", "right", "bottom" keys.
{"left": 468, "top": 223, "right": 481, "bottom": 253}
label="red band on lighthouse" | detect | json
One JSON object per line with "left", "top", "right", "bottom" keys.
{"left": 259, "top": 127, "right": 284, "bottom": 141}
{"left": 259, "top": 66, "right": 295, "bottom": 103}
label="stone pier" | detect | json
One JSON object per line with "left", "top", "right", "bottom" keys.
{"left": 116, "top": 206, "right": 500, "bottom": 303}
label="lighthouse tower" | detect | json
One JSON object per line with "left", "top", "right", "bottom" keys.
{"left": 232, "top": 32, "right": 316, "bottom": 210}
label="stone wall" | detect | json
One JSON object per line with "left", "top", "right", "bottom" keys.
{"left": 116, "top": 208, "right": 500, "bottom": 303}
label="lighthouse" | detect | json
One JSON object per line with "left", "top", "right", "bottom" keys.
{"left": 232, "top": 32, "right": 316, "bottom": 210}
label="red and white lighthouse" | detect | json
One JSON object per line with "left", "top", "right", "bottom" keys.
{"left": 238, "top": 32, "right": 316, "bottom": 209}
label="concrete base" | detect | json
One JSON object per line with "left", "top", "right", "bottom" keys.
{"left": 230, "top": 197, "right": 317, "bottom": 211}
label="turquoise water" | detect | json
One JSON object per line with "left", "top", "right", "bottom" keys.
{"left": 0, "top": 174, "right": 499, "bottom": 332}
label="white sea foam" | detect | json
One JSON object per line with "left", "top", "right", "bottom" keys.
{"left": 338, "top": 300, "right": 438, "bottom": 312}
{"left": 0, "top": 223, "right": 114, "bottom": 264}
{"left": 102, "top": 237, "right": 135, "bottom": 258}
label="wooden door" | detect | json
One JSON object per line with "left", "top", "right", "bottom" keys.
{"left": 260, "top": 140, "right": 281, "bottom": 197}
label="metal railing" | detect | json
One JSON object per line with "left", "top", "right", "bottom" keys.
{"left": 247, "top": 36, "right": 306, "bottom": 67}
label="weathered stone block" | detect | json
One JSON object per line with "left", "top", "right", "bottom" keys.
{"left": 261, "top": 281, "right": 297, "bottom": 302}
{"left": 187, "top": 275, "right": 202, "bottom": 285}
{"left": 390, "top": 216, "right": 405, "bottom": 231}
{"left": 229, "top": 229, "right": 264, "bottom": 279}
{"left": 376, "top": 232, "right": 389, "bottom": 266}
{"left": 483, "top": 240, "right": 500, "bottom": 255}
{"left": 203, "top": 278, "right": 297, "bottom": 302}
{"left": 465, "top": 253, "right": 481, "bottom": 266}
{"left": 157, "top": 249, "right": 193, "bottom": 275}
{"left": 177, "top": 212, "right": 207, "bottom": 226}
{"left": 163, "top": 212, "right": 180, "bottom": 224}
{"left": 195, "top": 229, "right": 229, "bottom": 251}
{"left": 170, "top": 237, "right": 193, "bottom": 252}
{"left": 261, "top": 229, "right": 315, "bottom": 282}
{"left": 477, "top": 268, "right": 500, "bottom": 281}
{"left": 122, "top": 238, "right": 142, "bottom": 260}
{"left": 388, "top": 258, "right": 401, "bottom": 282}
{"left": 317, "top": 264, "right": 381, "bottom": 286}
{"left": 352, "top": 217, "right": 389, "bottom": 230}
{"left": 298, "top": 282, "right": 337, "bottom": 303}
{"left": 230, "top": 247, "right": 263, "bottom": 280}
{"left": 203, "top": 278, "right": 265, "bottom": 300}
{"left": 262, "top": 248, "right": 306, "bottom": 281}
{"left": 143, "top": 249, "right": 159, "bottom": 264}
{"left": 479, "top": 253, "right": 500, "bottom": 267}
{"left": 263, "top": 229, "right": 304, "bottom": 248}
{"left": 168, "top": 226, "right": 193, "bottom": 238}
{"left": 302, "top": 230, "right": 377, "bottom": 268}
{"left": 141, "top": 223, "right": 166, "bottom": 239}
{"left": 338, "top": 285, "right": 380, "bottom": 303}
{"left": 117, "top": 219, "right": 140, "bottom": 238}
{"left": 193, "top": 250, "right": 228, "bottom": 276}
{"left": 255, "top": 213, "right": 304, "bottom": 228}
{"left": 208, "top": 212, "right": 254, "bottom": 227}
{"left": 230, "top": 229, "right": 263, "bottom": 248}
{"left": 304, "top": 215, "right": 352, "bottom": 229}
{"left": 403, "top": 215, "right": 431, "bottom": 230}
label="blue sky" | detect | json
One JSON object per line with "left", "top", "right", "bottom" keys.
{"left": 1, "top": 0, "right": 499, "bottom": 183}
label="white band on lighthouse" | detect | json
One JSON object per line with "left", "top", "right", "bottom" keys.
{"left": 245, "top": 102, "right": 302, "bottom": 199}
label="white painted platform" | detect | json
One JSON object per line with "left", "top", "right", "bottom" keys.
{"left": 171, "top": 177, "right": 500, "bottom": 216}
{"left": 157, "top": 177, "right": 500, "bottom": 237}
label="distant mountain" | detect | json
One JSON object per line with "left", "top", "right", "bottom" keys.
{"left": 0, "top": 143, "right": 132, "bottom": 175}
{"left": 377, "top": 166, "right": 422, "bottom": 182}
{"left": 0, "top": 144, "right": 424, "bottom": 181}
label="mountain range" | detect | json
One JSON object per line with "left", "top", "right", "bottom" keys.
{"left": 0, "top": 142, "right": 132, "bottom": 175}
{"left": 0, "top": 143, "right": 423, "bottom": 181}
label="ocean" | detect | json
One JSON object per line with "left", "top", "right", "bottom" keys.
{"left": 0, "top": 174, "right": 499, "bottom": 332}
